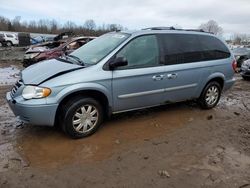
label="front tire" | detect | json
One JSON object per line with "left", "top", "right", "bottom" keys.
{"left": 199, "top": 81, "right": 221, "bottom": 109}
{"left": 6, "top": 41, "right": 13, "bottom": 47}
{"left": 62, "top": 97, "right": 103, "bottom": 139}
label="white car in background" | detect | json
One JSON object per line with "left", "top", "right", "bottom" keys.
{"left": 0, "top": 33, "right": 19, "bottom": 46}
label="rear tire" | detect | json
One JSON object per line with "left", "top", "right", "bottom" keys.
{"left": 199, "top": 81, "right": 221, "bottom": 109}
{"left": 61, "top": 97, "right": 103, "bottom": 139}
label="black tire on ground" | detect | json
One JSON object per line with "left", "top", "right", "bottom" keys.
{"left": 61, "top": 97, "right": 103, "bottom": 139}
{"left": 242, "top": 76, "right": 250, "bottom": 80}
{"left": 199, "top": 81, "right": 222, "bottom": 109}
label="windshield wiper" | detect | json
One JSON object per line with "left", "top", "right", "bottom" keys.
{"left": 56, "top": 56, "right": 74, "bottom": 64}
{"left": 67, "top": 54, "right": 85, "bottom": 66}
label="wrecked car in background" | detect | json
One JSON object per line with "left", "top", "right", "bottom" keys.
{"left": 23, "top": 36, "right": 96, "bottom": 67}
{"left": 30, "top": 35, "right": 55, "bottom": 45}
{"left": 241, "top": 59, "right": 250, "bottom": 80}
{"left": 232, "top": 47, "right": 250, "bottom": 67}
{"left": 0, "top": 32, "right": 19, "bottom": 46}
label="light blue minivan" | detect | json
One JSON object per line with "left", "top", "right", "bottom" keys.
{"left": 6, "top": 27, "right": 236, "bottom": 138}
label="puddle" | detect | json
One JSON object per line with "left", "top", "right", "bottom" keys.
{"left": 15, "top": 105, "right": 207, "bottom": 169}
{"left": 0, "top": 66, "right": 20, "bottom": 85}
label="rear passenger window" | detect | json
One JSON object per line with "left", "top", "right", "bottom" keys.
{"left": 160, "top": 34, "right": 203, "bottom": 65}
{"left": 160, "top": 34, "right": 230, "bottom": 65}
{"left": 198, "top": 35, "right": 230, "bottom": 61}
{"left": 116, "top": 35, "right": 159, "bottom": 69}
{"left": 6, "top": 34, "right": 13, "bottom": 38}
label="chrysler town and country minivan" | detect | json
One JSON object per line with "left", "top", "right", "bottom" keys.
{"left": 6, "top": 27, "right": 236, "bottom": 138}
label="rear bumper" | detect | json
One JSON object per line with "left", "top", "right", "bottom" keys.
{"left": 6, "top": 92, "right": 58, "bottom": 126}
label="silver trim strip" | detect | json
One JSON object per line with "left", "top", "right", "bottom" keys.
{"left": 118, "top": 83, "right": 197, "bottom": 99}
{"left": 118, "top": 88, "right": 165, "bottom": 99}
{"left": 164, "top": 83, "right": 197, "bottom": 92}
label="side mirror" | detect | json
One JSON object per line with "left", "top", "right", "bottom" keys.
{"left": 109, "top": 57, "right": 128, "bottom": 70}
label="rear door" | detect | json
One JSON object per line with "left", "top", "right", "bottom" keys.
{"left": 158, "top": 34, "right": 205, "bottom": 102}
{"left": 112, "top": 35, "right": 166, "bottom": 112}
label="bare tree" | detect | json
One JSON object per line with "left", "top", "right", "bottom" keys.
{"left": 12, "top": 16, "right": 21, "bottom": 31}
{"left": 0, "top": 16, "right": 10, "bottom": 31}
{"left": 84, "top": 19, "right": 96, "bottom": 30}
{"left": 63, "top": 21, "right": 76, "bottom": 31}
{"left": 50, "top": 19, "right": 58, "bottom": 34}
{"left": 199, "top": 20, "right": 223, "bottom": 35}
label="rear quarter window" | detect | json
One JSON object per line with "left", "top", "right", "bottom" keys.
{"left": 159, "top": 34, "right": 230, "bottom": 65}
{"left": 198, "top": 35, "right": 230, "bottom": 61}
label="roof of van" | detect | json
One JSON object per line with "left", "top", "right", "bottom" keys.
{"left": 120, "top": 27, "right": 215, "bottom": 36}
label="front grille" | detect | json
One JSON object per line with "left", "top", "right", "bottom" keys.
{"left": 11, "top": 79, "right": 23, "bottom": 97}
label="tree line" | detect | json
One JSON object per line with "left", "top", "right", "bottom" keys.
{"left": 0, "top": 15, "right": 127, "bottom": 36}
{"left": 1, "top": 16, "right": 248, "bottom": 45}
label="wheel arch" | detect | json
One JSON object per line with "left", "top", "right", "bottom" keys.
{"left": 55, "top": 88, "right": 111, "bottom": 121}
{"left": 198, "top": 73, "right": 225, "bottom": 98}
{"left": 6, "top": 40, "right": 13, "bottom": 45}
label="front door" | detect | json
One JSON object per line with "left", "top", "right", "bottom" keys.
{"left": 112, "top": 35, "right": 166, "bottom": 112}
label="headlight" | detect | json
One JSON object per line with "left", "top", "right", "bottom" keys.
{"left": 24, "top": 53, "right": 40, "bottom": 59}
{"left": 22, "top": 86, "right": 51, "bottom": 99}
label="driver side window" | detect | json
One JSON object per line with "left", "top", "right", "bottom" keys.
{"left": 116, "top": 35, "right": 159, "bottom": 69}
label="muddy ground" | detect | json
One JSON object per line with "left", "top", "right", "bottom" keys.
{"left": 0, "top": 61, "right": 250, "bottom": 188}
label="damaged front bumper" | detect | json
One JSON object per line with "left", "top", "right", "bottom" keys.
{"left": 6, "top": 92, "right": 58, "bottom": 126}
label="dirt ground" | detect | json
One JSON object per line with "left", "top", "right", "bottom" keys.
{"left": 0, "top": 61, "right": 250, "bottom": 188}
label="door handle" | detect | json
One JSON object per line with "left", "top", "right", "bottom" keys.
{"left": 152, "top": 75, "right": 164, "bottom": 81}
{"left": 167, "top": 73, "right": 178, "bottom": 79}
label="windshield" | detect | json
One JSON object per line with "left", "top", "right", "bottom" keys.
{"left": 70, "top": 33, "right": 130, "bottom": 65}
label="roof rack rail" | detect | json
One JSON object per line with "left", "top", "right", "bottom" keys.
{"left": 142, "top": 26, "right": 175, "bottom": 30}
{"left": 141, "top": 27, "right": 210, "bottom": 33}
{"left": 180, "top": 29, "right": 205, "bottom": 32}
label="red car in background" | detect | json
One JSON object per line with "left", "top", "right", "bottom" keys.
{"left": 23, "top": 36, "right": 96, "bottom": 67}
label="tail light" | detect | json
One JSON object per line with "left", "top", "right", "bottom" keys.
{"left": 232, "top": 60, "right": 237, "bottom": 72}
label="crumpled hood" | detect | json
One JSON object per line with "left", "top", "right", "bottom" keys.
{"left": 21, "top": 59, "right": 83, "bottom": 85}
{"left": 26, "top": 46, "right": 50, "bottom": 53}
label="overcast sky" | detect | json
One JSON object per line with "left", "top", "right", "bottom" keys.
{"left": 0, "top": 0, "right": 250, "bottom": 35}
